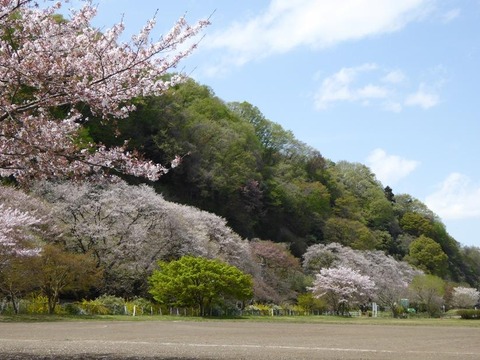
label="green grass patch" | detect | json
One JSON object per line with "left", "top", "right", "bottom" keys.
{"left": 2, "top": 313, "right": 480, "bottom": 327}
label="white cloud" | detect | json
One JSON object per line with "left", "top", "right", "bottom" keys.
{"left": 382, "top": 70, "right": 406, "bottom": 84}
{"left": 366, "top": 148, "right": 420, "bottom": 185}
{"left": 404, "top": 83, "right": 439, "bottom": 109}
{"left": 425, "top": 173, "right": 480, "bottom": 220}
{"left": 314, "top": 65, "right": 442, "bottom": 111}
{"left": 206, "top": 0, "right": 432, "bottom": 67}
{"left": 314, "top": 63, "right": 391, "bottom": 109}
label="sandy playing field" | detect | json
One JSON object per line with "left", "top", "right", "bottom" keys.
{"left": 0, "top": 320, "right": 479, "bottom": 359}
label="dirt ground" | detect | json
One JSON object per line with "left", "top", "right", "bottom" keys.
{"left": 0, "top": 320, "right": 479, "bottom": 359}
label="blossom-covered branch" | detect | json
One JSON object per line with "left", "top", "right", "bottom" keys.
{"left": 0, "top": 0, "right": 209, "bottom": 184}
{"left": 0, "top": 203, "right": 41, "bottom": 256}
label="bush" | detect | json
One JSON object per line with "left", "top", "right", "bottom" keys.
{"left": 62, "top": 302, "right": 82, "bottom": 315}
{"left": 79, "top": 298, "right": 109, "bottom": 315}
{"left": 26, "top": 295, "right": 48, "bottom": 314}
{"left": 95, "top": 295, "right": 126, "bottom": 314}
{"left": 457, "top": 309, "right": 480, "bottom": 319}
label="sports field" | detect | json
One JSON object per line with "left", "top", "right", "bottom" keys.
{"left": 0, "top": 319, "right": 479, "bottom": 359}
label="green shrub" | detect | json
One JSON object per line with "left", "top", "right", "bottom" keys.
{"left": 62, "top": 302, "right": 82, "bottom": 315}
{"left": 457, "top": 309, "right": 480, "bottom": 319}
{"left": 79, "top": 298, "right": 109, "bottom": 315}
{"left": 95, "top": 295, "right": 125, "bottom": 314}
{"left": 26, "top": 295, "right": 49, "bottom": 314}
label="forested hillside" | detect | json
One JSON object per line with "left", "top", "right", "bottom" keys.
{"left": 3, "top": 0, "right": 480, "bottom": 318}
{"left": 83, "top": 78, "right": 480, "bottom": 287}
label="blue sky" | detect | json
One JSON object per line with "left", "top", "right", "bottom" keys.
{"left": 63, "top": 1, "right": 480, "bottom": 247}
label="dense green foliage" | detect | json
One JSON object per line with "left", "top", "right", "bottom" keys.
{"left": 84, "top": 78, "right": 480, "bottom": 288}
{"left": 148, "top": 256, "right": 253, "bottom": 315}
{"left": 457, "top": 309, "right": 480, "bottom": 319}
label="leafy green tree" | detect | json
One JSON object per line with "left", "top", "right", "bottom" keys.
{"left": 0, "top": 255, "right": 38, "bottom": 314}
{"left": 400, "top": 212, "right": 434, "bottom": 237}
{"left": 296, "top": 293, "right": 327, "bottom": 314}
{"left": 149, "top": 256, "right": 253, "bottom": 316}
{"left": 407, "top": 235, "right": 448, "bottom": 276}
{"left": 323, "top": 217, "right": 380, "bottom": 250}
{"left": 34, "top": 245, "right": 103, "bottom": 314}
{"left": 409, "top": 274, "right": 445, "bottom": 317}
{"left": 461, "top": 247, "right": 480, "bottom": 288}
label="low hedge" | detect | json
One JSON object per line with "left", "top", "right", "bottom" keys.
{"left": 456, "top": 309, "right": 480, "bottom": 319}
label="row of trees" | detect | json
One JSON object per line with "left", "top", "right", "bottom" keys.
{"left": 82, "top": 78, "right": 480, "bottom": 287}
{"left": 2, "top": 179, "right": 479, "bottom": 317}
{"left": 1, "top": 0, "right": 479, "bottom": 317}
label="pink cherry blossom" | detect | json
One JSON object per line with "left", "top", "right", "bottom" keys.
{"left": 309, "top": 265, "right": 376, "bottom": 314}
{"left": 0, "top": 0, "right": 209, "bottom": 184}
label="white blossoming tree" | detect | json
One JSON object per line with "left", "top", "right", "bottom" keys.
{"left": 0, "top": 204, "right": 40, "bottom": 256}
{"left": 451, "top": 286, "right": 480, "bottom": 309}
{"left": 303, "top": 242, "right": 421, "bottom": 317}
{"left": 34, "top": 180, "right": 254, "bottom": 297}
{"left": 0, "top": 183, "right": 59, "bottom": 262}
{"left": 309, "top": 266, "right": 376, "bottom": 315}
{"left": 0, "top": 0, "right": 209, "bottom": 184}
{"left": 303, "top": 243, "right": 422, "bottom": 317}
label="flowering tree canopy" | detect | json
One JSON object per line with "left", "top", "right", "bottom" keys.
{"left": 309, "top": 266, "right": 376, "bottom": 314}
{"left": 33, "top": 180, "right": 253, "bottom": 296}
{"left": 0, "top": 204, "right": 40, "bottom": 254}
{"left": 0, "top": 0, "right": 209, "bottom": 184}
{"left": 451, "top": 286, "right": 480, "bottom": 309}
{"left": 0, "top": 183, "right": 59, "bottom": 258}
{"left": 303, "top": 242, "right": 421, "bottom": 316}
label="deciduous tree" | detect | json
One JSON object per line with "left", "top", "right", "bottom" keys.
{"left": 303, "top": 242, "right": 420, "bottom": 317}
{"left": 409, "top": 274, "right": 445, "bottom": 317}
{"left": 0, "top": 0, "right": 209, "bottom": 184}
{"left": 149, "top": 256, "right": 253, "bottom": 316}
{"left": 451, "top": 286, "right": 480, "bottom": 309}
{"left": 0, "top": 184, "right": 58, "bottom": 263}
{"left": 34, "top": 180, "right": 254, "bottom": 297}
{"left": 33, "top": 244, "right": 103, "bottom": 314}
{"left": 309, "top": 266, "right": 375, "bottom": 315}
{"left": 250, "top": 240, "right": 305, "bottom": 303}
{"left": 0, "top": 255, "right": 38, "bottom": 313}
{"left": 407, "top": 235, "right": 448, "bottom": 276}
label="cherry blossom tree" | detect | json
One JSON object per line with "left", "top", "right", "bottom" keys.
{"left": 303, "top": 242, "right": 421, "bottom": 316}
{"left": 34, "top": 180, "right": 254, "bottom": 297}
{"left": 0, "top": 204, "right": 39, "bottom": 251}
{"left": 310, "top": 266, "right": 375, "bottom": 315}
{"left": 451, "top": 286, "right": 480, "bottom": 309}
{"left": 0, "top": 0, "right": 209, "bottom": 184}
{"left": 0, "top": 184, "right": 56, "bottom": 260}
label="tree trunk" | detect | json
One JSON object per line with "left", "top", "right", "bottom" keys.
{"left": 47, "top": 291, "right": 59, "bottom": 314}
{"left": 10, "top": 295, "right": 18, "bottom": 314}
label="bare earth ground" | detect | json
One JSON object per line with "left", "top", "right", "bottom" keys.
{"left": 0, "top": 320, "right": 479, "bottom": 360}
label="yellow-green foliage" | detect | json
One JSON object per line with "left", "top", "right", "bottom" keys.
{"left": 26, "top": 295, "right": 49, "bottom": 315}
{"left": 79, "top": 299, "right": 109, "bottom": 315}
{"left": 245, "top": 303, "right": 274, "bottom": 315}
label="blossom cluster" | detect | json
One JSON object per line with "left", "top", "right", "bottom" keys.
{"left": 0, "top": 0, "right": 209, "bottom": 184}
{"left": 0, "top": 203, "right": 41, "bottom": 256}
